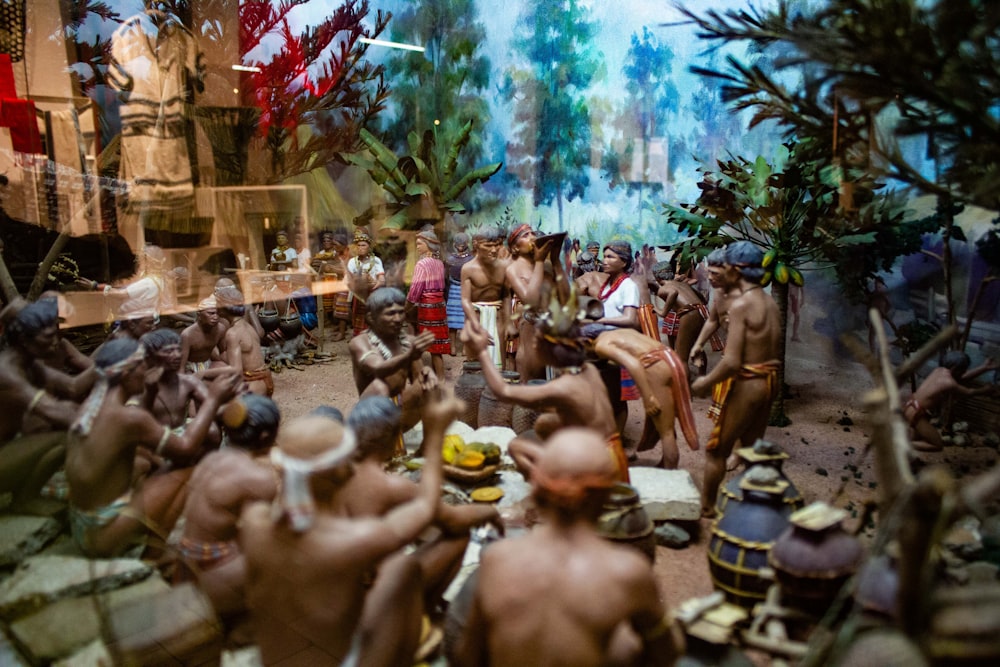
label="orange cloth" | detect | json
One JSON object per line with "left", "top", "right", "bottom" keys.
{"left": 640, "top": 346, "right": 700, "bottom": 451}
{"left": 705, "top": 361, "right": 781, "bottom": 451}
{"left": 243, "top": 366, "right": 274, "bottom": 397}
{"left": 605, "top": 432, "right": 630, "bottom": 483}
{"left": 638, "top": 303, "right": 659, "bottom": 340}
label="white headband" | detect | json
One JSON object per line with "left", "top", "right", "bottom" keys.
{"left": 270, "top": 427, "right": 357, "bottom": 532}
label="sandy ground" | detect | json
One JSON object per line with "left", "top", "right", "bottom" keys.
{"left": 271, "top": 304, "right": 1000, "bottom": 634}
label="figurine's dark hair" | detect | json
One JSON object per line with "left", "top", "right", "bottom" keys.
{"left": 652, "top": 261, "right": 674, "bottom": 281}
{"left": 473, "top": 226, "right": 505, "bottom": 243}
{"left": 4, "top": 297, "right": 58, "bottom": 345}
{"left": 141, "top": 327, "right": 181, "bottom": 353}
{"left": 225, "top": 394, "right": 281, "bottom": 451}
{"left": 604, "top": 240, "right": 633, "bottom": 273}
{"left": 366, "top": 287, "right": 406, "bottom": 317}
{"left": 941, "top": 351, "right": 971, "bottom": 378}
{"left": 93, "top": 338, "right": 142, "bottom": 384}
{"left": 348, "top": 396, "right": 401, "bottom": 458}
{"left": 706, "top": 247, "right": 727, "bottom": 267}
{"left": 452, "top": 232, "right": 469, "bottom": 248}
{"left": 725, "top": 241, "right": 765, "bottom": 282}
{"left": 308, "top": 404, "right": 345, "bottom": 423}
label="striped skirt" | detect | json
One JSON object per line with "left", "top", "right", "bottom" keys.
{"left": 418, "top": 290, "right": 451, "bottom": 355}
{"left": 446, "top": 277, "right": 464, "bottom": 329}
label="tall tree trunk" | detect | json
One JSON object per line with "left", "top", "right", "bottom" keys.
{"left": 769, "top": 279, "right": 791, "bottom": 426}
{"left": 0, "top": 249, "right": 19, "bottom": 303}
{"left": 27, "top": 231, "right": 72, "bottom": 301}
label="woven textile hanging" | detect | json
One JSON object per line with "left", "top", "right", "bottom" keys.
{"left": 0, "top": 0, "right": 26, "bottom": 62}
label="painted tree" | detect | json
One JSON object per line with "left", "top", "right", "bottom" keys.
{"left": 665, "top": 143, "right": 930, "bottom": 425}
{"left": 601, "top": 27, "right": 679, "bottom": 222}
{"left": 507, "top": 0, "right": 603, "bottom": 231}
{"left": 382, "top": 0, "right": 491, "bottom": 173}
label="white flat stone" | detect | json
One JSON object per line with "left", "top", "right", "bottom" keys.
{"left": 52, "top": 639, "right": 110, "bottom": 667}
{"left": 0, "top": 555, "right": 153, "bottom": 621}
{"left": 628, "top": 467, "right": 701, "bottom": 522}
{"left": 495, "top": 470, "right": 532, "bottom": 510}
{"left": 471, "top": 426, "right": 516, "bottom": 454}
{"left": 403, "top": 420, "right": 476, "bottom": 452}
{"left": 0, "top": 516, "right": 61, "bottom": 568}
{"left": 222, "top": 646, "right": 263, "bottom": 667}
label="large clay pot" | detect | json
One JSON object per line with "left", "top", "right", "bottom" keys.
{"left": 596, "top": 483, "right": 656, "bottom": 562}
{"left": 511, "top": 379, "right": 546, "bottom": 434}
{"left": 854, "top": 551, "right": 900, "bottom": 621}
{"left": 768, "top": 502, "right": 864, "bottom": 614}
{"left": 716, "top": 439, "right": 803, "bottom": 515}
{"left": 927, "top": 582, "right": 1000, "bottom": 666}
{"left": 478, "top": 370, "right": 520, "bottom": 428}
{"left": 454, "top": 362, "right": 485, "bottom": 428}
{"left": 708, "top": 467, "right": 793, "bottom": 608}
{"left": 258, "top": 309, "right": 280, "bottom": 333}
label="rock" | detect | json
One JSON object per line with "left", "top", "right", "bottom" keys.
{"left": 8, "top": 574, "right": 168, "bottom": 663}
{"left": 471, "top": 426, "right": 517, "bottom": 455}
{"left": 0, "top": 516, "right": 61, "bottom": 568}
{"left": 952, "top": 434, "right": 968, "bottom": 447}
{"left": 0, "top": 555, "right": 153, "bottom": 621}
{"left": 0, "top": 626, "right": 30, "bottom": 667}
{"left": 495, "top": 470, "right": 532, "bottom": 510}
{"left": 627, "top": 468, "right": 700, "bottom": 522}
{"left": 654, "top": 523, "right": 692, "bottom": 549}
{"left": 963, "top": 561, "right": 1000, "bottom": 584}
{"left": 953, "top": 421, "right": 969, "bottom": 434}
{"left": 984, "top": 432, "right": 1000, "bottom": 448}
{"left": 52, "top": 639, "right": 110, "bottom": 667}
{"left": 403, "top": 421, "right": 476, "bottom": 453}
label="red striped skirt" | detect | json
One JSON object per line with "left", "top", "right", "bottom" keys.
{"left": 417, "top": 290, "right": 451, "bottom": 355}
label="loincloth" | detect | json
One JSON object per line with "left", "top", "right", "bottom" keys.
{"left": 639, "top": 347, "right": 699, "bottom": 450}
{"left": 186, "top": 360, "right": 211, "bottom": 375}
{"left": 177, "top": 535, "right": 239, "bottom": 571}
{"left": 638, "top": 303, "right": 659, "bottom": 340}
{"left": 661, "top": 303, "right": 700, "bottom": 337}
{"left": 706, "top": 361, "right": 781, "bottom": 451}
{"left": 605, "top": 432, "right": 630, "bottom": 483}
{"left": 70, "top": 491, "right": 132, "bottom": 554}
{"left": 473, "top": 301, "right": 503, "bottom": 369}
{"left": 243, "top": 367, "right": 274, "bottom": 397}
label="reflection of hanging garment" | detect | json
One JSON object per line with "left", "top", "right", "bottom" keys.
{"left": 109, "top": 12, "right": 202, "bottom": 213}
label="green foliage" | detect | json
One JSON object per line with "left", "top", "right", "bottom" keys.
{"left": 507, "top": 0, "right": 604, "bottom": 230}
{"left": 675, "top": 0, "right": 1000, "bottom": 212}
{"left": 382, "top": 0, "right": 492, "bottom": 176}
{"left": 343, "top": 122, "right": 502, "bottom": 231}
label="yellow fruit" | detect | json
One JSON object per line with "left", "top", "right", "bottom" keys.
{"left": 760, "top": 271, "right": 772, "bottom": 286}
{"left": 789, "top": 267, "right": 804, "bottom": 287}
{"left": 762, "top": 248, "right": 777, "bottom": 268}
{"left": 774, "top": 262, "right": 790, "bottom": 284}
{"left": 471, "top": 487, "right": 504, "bottom": 503}
{"left": 442, "top": 434, "right": 465, "bottom": 464}
{"left": 455, "top": 450, "right": 486, "bottom": 469}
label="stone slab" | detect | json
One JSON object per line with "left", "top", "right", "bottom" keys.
{"left": 627, "top": 467, "right": 701, "bottom": 522}
{"left": 9, "top": 573, "right": 169, "bottom": 663}
{"left": 0, "top": 515, "right": 62, "bottom": 568}
{"left": 52, "top": 639, "right": 111, "bottom": 667}
{"left": 222, "top": 646, "right": 263, "bottom": 667}
{"left": 0, "top": 626, "right": 30, "bottom": 667}
{"left": 0, "top": 555, "right": 153, "bottom": 621}
{"left": 495, "top": 470, "right": 532, "bottom": 510}
{"left": 403, "top": 420, "right": 476, "bottom": 453}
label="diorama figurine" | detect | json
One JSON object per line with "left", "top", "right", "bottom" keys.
{"left": 406, "top": 228, "right": 451, "bottom": 378}
{"left": 349, "top": 287, "right": 437, "bottom": 433}
{"left": 268, "top": 230, "right": 298, "bottom": 272}
{"left": 220, "top": 288, "right": 273, "bottom": 397}
{"left": 460, "top": 226, "right": 511, "bottom": 369}
{"left": 239, "top": 390, "right": 461, "bottom": 666}
{"left": 180, "top": 296, "right": 225, "bottom": 375}
{"left": 655, "top": 260, "right": 712, "bottom": 371}
{"left": 346, "top": 227, "right": 386, "bottom": 337}
{"left": 691, "top": 241, "right": 782, "bottom": 517}
{"left": 451, "top": 427, "right": 683, "bottom": 667}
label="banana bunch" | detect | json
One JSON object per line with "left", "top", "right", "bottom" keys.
{"left": 760, "top": 249, "right": 803, "bottom": 287}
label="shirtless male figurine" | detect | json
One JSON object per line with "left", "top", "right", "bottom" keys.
{"left": 461, "top": 226, "right": 511, "bottom": 369}
{"left": 580, "top": 322, "right": 700, "bottom": 469}
{"left": 452, "top": 427, "right": 683, "bottom": 667}
{"left": 140, "top": 328, "right": 220, "bottom": 449}
{"left": 66, "top": 338, "right": 240, "bottom": 556}
{"left": 0, "top": 298, "right": 94, "bottom": 507}
{"left": 343, "top": 396, "right": 503, "bottom": 610}
{"left": 689, "top": 248, "right": 737, "bottom": 373}
{"left": 462, "top": 316, "right": 628, "bottom": 482}
{"left": 504, "top": 224, "right": 565, "bottom": 380}
{"left": 220, "top": 289, "right": 273, "bottom": 397}
{"left": 239, "top": 389, "right": 462, "bottom": 666}
{"left": 655, "top": 260, "right": 711, "bottom": 368}
{"left": 904, "top": 351, "right": 998, "bottom": 452}
{"left": 180, "top": 296, "right": 225, "bottom": 375}
{"left": 349, "top": 287, "right": 437, "bottom": 433}
{"left": 178, "top": 393, "right": 280, "bottom": 621}
{"left": 690, "top": 241, "right": 782, "bottom": 517}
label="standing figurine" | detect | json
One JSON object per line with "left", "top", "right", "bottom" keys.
{"left": 268, "top": 230, "right": 298, "bottom": 272}
{"left": 347, "top": 228, "right": 386, "bottom": 337}
{"left": 407, "top": 228, "right": 451, "bottom": 379}
{"left": 690, "top": 241, "right": 782, "bottom": 517}
{"left": 452, "top": 427, "right": 683, "bottom": 667}
{"left": 445, "top": 232, "right": 473, "bottom": 355}
{"left": 460, "top": 226, "right": 511, "bottom": 368}
{"left": 654, "top": 261, "right": 712, "bottom": 371}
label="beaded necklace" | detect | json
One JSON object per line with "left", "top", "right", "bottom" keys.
{"left": 599, "top": 273, "right": 629, "bottom": 301}
{"left": 367, "top": 330, "right": 406, "bottom": 360}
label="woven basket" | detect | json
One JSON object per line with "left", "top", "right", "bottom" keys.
{"left": 443, "top": 464, "right": 499, "bottom": 484}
